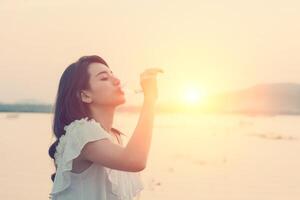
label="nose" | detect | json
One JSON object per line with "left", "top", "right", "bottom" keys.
{"left": 112, "top": 76, "right": 121, "bottom": 86}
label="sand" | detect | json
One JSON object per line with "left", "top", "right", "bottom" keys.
{"left": 0, "top": 112, "right": 299, "bottom": 199}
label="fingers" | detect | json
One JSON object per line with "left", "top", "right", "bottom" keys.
{"left": 140, "top": 75, "right": 158, "bottom": 80}
{"left": 146, "top": 68, "right": 164, "bottom": 73}
{"left": 141, "top": 68, "right": 164, "bottom": 76}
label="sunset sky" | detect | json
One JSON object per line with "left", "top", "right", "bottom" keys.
{"left": 1, "top": 0, "right": 299, "bottom": 105}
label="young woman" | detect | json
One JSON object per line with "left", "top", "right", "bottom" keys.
{"left": 48, "top": 55, "right": 163, "bottom": 200}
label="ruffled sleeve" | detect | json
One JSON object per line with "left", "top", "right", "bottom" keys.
{"left": 49, "top": 117, "right": 111, "bottom": 198}
{"left": 104, "top": 167, "right": 145, "bottom": 200}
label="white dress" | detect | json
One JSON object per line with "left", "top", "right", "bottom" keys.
{"left": 49, "top": 117, "right": 144, "bottom": 200}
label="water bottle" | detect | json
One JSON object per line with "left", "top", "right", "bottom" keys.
{"left": 121, "top": 82, "right": 143, "bottom": 95}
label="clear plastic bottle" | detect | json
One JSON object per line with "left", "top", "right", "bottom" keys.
{"left": 121, "top": 82, "right": 143, "bottom": 95}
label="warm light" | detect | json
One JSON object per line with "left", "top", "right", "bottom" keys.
{"left": 181, "top": 85, "right": 207, "bottom": 105}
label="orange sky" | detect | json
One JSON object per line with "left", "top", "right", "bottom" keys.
{"left": 0, "top": 0, "right": 300, "bottom": 105}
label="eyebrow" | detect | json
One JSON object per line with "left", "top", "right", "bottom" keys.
{"left": 95, "top": 70, "right": 113, "bottom": 77}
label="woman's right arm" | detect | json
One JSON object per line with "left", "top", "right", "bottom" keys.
{"left": 81, "top": 99, "right": 155, "bottom": 172}
{"left": 81, "top": 68, "right": 163, "bottom": 172}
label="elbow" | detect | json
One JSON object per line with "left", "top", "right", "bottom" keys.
{"left": 137, "top": 162, "right": 146, "bottom": 171}
{"left": 124, "top": 152, "right": 147, "bottom": 172}
{"left": 132, "top": 161, "right": 146, "bottom": 172}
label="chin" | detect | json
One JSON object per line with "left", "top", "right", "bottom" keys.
{"left": 115, "top": 97, "right": 126, "bottom": 106}
{"left": 119, "top": 98, "right": 126, "bottom": 105}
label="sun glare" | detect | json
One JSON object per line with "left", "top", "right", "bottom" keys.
{"left": 181, "top": 85, "right": 207, "bottom": 105}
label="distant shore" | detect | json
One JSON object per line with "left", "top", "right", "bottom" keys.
{"left": 2, "top": 82, "right": 300, "bottom": 116}
{"left": 1, "top": 103, "right": 300, "bottom": 116}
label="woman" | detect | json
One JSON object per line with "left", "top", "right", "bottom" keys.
{"left": 48, "top": 55, "right": 163, "bottom": 200}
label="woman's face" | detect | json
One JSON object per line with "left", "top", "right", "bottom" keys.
{"left": 80, "top": 62, "right": 125, "bottom": 106}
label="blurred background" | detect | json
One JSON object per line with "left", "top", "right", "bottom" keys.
{"left": 0, "top": 0, "right": 299, "bottom": 199}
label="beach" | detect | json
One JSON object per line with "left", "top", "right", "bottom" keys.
{"left": 0, "top": 112, "right": 299, "bottom": 199}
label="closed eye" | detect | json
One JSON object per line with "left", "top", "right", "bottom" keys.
{"left": 96, "top": 70, "right": 114, "bottom": 77}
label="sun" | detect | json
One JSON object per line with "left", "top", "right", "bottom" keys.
{"left": 182, "top": 86, "right": 207, "bottom": 105}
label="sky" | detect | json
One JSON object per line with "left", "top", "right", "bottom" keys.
{"left": 1, "top": 0, "right": 300, "bottom": 105}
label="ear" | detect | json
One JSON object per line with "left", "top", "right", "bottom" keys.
{"left": 79, "top": 90, "right": 92, "bottom": 104}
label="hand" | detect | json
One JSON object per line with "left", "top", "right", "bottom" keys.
{"left": 140, "top": 68, "right": 164, "bottom": 101}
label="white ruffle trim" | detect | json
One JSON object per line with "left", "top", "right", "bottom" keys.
{"left": 49, "top": 117, "right": 112, "bottom": 198}
{"left": 105, "top": 167, "right": 144, "bottom": 200}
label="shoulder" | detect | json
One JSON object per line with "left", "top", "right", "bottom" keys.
{"left": 54, "top": 117, "right": 112, "bottom": 162}
{"left": 63, "top": 117, "right": 113, "bottom": 140}
{"left": 64, "top": 117, "right": 102, "bottom": 133}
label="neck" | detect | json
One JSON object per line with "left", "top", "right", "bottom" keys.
{"left": 89, "top": 104, "right": 115, "bottom": 133}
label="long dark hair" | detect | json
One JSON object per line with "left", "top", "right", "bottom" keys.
{"left": 48, "top": 55, "right": 125, "bottom": 182}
